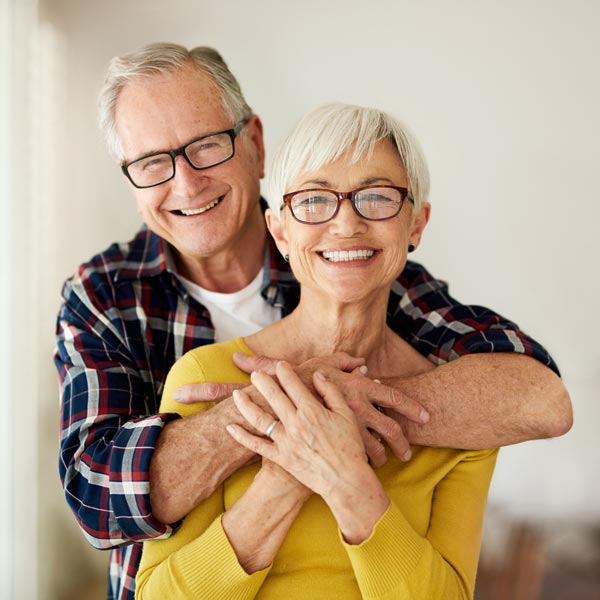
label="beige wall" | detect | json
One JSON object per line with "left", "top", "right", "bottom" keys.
{"left": 6, "top": 0, "right": 598, "bottom": 597}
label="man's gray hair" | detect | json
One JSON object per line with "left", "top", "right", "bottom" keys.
{"left": 98, "top": 42, "right": 253, "bottom": 161}
{"left": 267, "top": 103, "right": 430, "bottom": 217}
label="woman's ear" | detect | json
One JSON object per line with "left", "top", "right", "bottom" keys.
{"left": 408, "top": 202, "right": 431, "bottom": 250}
{"left": 265, "top": 208, "right": 289, "bottom": 257}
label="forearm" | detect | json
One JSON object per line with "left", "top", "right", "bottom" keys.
{"left": 222, "top": 468, "right": 310, "bottom": 573}
{"left": 150, "top": 396, "right": 256, "bottom": 524}
{"left": 386, "top": 353, "right": 572, "bottom": 448}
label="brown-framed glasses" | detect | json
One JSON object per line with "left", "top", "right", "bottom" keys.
{"left": 281, "top": 185, "right": 414, "bottom": 224}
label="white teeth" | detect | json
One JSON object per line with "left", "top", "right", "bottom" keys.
{"left": 321, "top": 249, "right": 375, "bottom": 262}
{"left": 179, "top": 198, "right": 221, "bottom": 216}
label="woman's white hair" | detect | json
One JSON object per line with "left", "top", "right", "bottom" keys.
{"left": 98, "top": 42, "right": 253, "bottom": 161}
{"left": 267, "top": 103, "right": 430, "bottom": 217}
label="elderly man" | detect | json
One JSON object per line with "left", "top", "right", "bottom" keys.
{"left": 55, "top": 43, "right": 571, "bottom": 600}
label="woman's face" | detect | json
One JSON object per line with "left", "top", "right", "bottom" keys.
{"left": 267, "top": 140, "right": 430, "bottom": 305}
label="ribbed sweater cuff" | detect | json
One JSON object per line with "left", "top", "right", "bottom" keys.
{"left": 341, "top": 501, "right": 428, "bottom": 598}
{"left": 177, "top": 516, "right": 271, "bottom": 599}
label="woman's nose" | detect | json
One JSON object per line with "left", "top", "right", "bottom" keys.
{"left": 329, "top": 198, "right": 368, "bottom": 235}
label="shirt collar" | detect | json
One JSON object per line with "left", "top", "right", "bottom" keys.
{"left": 114, "top": 225, "right": 171, "bottom": 282}
{"left": 114, "top": 199, "right": 300, "bottom": 301}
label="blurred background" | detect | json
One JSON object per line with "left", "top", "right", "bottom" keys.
{"left": 2, "top": 0, "right": 599, "bottom": 598}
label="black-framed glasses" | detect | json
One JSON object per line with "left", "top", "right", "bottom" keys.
{"left": 121, "top": 119, "right": 248, "bottom": 189}
{"left": 281, "top": 185, "right": 414, "bottom": 224}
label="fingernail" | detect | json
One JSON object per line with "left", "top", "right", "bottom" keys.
{"left": 232, "top": 389, "right": 241, "bottom": 402}
{"left": 315, "top": 370, "right": 326, "bottom": 381}
{"left": 402, "top": 449, "right": 412, "bottom": 462}
{"left": 420, "top": 409, "right": 430, "bottom": 423}
{"left": 373, "top": 379, "right": 381, "bottom": 384}
{"left": 359, "top": 365, "right": 368, "bottom": 374}
{"left": 172, "top": 390, "right": 182, "bottom": 401}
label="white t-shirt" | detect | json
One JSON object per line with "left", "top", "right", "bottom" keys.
{"left": 177, "top": 268, "right": 281, "bottom": 343}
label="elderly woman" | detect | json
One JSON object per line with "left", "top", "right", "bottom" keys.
{"left": 135, "top": 103, "right": 498, "bottom": 599}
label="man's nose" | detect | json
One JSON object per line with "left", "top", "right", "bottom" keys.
{"left": 170, "top": 155, "right": 210, "bottom": 197}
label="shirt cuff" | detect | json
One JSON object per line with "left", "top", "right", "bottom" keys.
{"left": 108, "top": 412, "right": 182, "bottom": 540}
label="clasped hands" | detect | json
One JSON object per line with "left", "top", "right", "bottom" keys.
{"left": 174, "top": 352, "right": 430, "bottom": 466}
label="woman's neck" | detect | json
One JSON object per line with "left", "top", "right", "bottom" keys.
{"left": 248, "top": 288, "right": 405, "bottom": 377}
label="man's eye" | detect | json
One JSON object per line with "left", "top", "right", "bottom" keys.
{"left": 197, "top": 142, "right": 220, "bottom": 152}
{"left": 139, "top": 156, "right": 170, "bottom": 172}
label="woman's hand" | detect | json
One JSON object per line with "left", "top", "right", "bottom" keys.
{"left": 256, "top": 458, "right": 312, "bottom": 502}
{"left": 227, "top": 361, "right": 389, "bottom": 544}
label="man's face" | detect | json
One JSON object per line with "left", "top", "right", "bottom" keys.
{"left": 114, "top": 63, "right": 265, "bottom": 273}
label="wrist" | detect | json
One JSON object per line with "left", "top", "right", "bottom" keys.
{"left": 325, "top": 467, "right": 389, "bottom": 545}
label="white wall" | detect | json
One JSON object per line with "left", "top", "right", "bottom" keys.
{"left": 23, "top": 0, "right": 600, "bottom": 597}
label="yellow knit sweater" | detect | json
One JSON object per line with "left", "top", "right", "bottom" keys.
{"left": 136, "top": 338, "right": 497, "bottom": 599}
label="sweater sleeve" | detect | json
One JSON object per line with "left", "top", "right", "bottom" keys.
{"left": 342, "top": 448, "right": 498, "bottom": 600}
{"left": 136, "top": 343, "right": 268, "bottom": 599}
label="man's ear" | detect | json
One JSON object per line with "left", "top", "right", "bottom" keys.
{"left": 265, "top": 208, "right": 289, "bottom": 257}
{"left": 408, "top": 202, "right": 431, "bottom": 250}
{"left": 246, "top": 114, "right": 266, "bottom": 179}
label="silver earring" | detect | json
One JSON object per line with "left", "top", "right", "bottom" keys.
{"left": 284, "top": 254, "right": 290, "bottom": 262}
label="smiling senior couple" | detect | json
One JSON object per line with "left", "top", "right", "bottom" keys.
{"left": 55, "top": 42, "right": 571, "bottom": 600}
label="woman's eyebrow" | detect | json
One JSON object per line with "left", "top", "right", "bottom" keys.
{"left": 359, "top": 176, "right": 396, "bottom": 186}
{"left": 297, "top": 176, "right": 397, "bottom": 189}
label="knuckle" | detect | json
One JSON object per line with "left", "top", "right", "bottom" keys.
{"left": 206, "top": 384, "right": 220, "bottom": 399}
{"left": 381, "top": 419, "right": 403, "bottom": 439}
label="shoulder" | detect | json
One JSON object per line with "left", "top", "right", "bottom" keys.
{"left": 160, "top": 338, "right": 253, "bottom": 415}
{"left": 59, "top": 227, "right": 165, "bottom": 313}
{"left": 177, "top": 338, "right": 253, "bottom": 383}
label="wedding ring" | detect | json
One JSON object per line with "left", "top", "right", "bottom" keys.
{"left": 265, "top": 419, "right": 279, "bottom": 439}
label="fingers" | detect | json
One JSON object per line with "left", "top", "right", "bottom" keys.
{"left": 172, "top": 382, "right": 244, "bottom": 403}
{"left": 361, "top": 429, "right": 387, "bottom": 468}
{"left": 354, "top": 401, "right": 413, "bottom": 462}
{"left": 232, "top": 388, "right": 283, "bottom": 438}
{"left": 226, "top": 423, "right": 277, "bottom": 461}
{"left": 249, "top": 369, "right": 297, "bottom": 422}
{"left": 369, "top": 383, "right": 430, "bottom": 424}
{"left": 312, "top": 370, "right": 354, "bottom": 417}
{"left": 275, "top": 362, "right": 323, "bottom": 410}
{"left": 233, "top": 352, "right": 280, "bottom": 376}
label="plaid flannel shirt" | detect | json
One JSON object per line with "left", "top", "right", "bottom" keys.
{"left": 55, "top": 224, "right": 558, "bottom": 600}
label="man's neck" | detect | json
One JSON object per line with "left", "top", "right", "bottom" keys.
{"left": 173, "top": 212, "right": 267, "bottom": 293}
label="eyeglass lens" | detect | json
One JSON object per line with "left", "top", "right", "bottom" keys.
{"left": 289, "top": 187, "right": 403, "bottom": 223}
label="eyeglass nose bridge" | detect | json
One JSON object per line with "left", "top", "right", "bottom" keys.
{"left": 169, "top": 145, "right": 201, "bottom": 175}
{"left": 329, "top": 190, "right": 368, "bottom": 220}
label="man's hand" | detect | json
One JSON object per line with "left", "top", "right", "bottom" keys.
{"left": 234, "top": 353, "right": 430, "bottom": 466}
{"left": 170, "top": 352, "right": 366, "bottom": 404}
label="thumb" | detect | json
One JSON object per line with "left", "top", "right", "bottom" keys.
{"left": 172, "top": 382, "right": 244, "bottom": 403}
{"left": 233, "top": 352, "right": 279, "bottom": 376}
{"left": 329, "top": 352, "right": 366, "bottom": 373}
